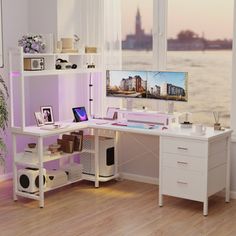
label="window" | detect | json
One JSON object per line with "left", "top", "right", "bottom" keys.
{"left": 121, "top": 0, "right": 154, "bottom": 109}
{"left": 167, "top": 0, "right": 233, "bottom": 127}
{"left": 121, "top": 0, "right": 153, "bottom": 70}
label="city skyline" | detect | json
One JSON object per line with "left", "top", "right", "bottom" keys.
{"left": 122, "top": 0, "right": 233, "bottom": 40}
{"left": 107, "top": 71, "right": 185, "bottom": 89}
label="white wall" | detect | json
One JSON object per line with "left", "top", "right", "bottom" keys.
{"left": 0, "top": 0, "right": 29, "bottom": 174}
{"left": 231, "top": 142, "right": 236, "bottom": 191}
{"left": 28, "top": 0, "right": 57, "bottom": 36}
{"left": 118, "top": 133, "right": 159, "bottom": 182}
{"left": 57, "top": 0, "right": 104, "bottom": 118}
{"left": 27, "top": 0, "right": 59, "bottom": 124}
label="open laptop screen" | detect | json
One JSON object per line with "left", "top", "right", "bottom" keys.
{"left": 72, "top": 107, "right": 88, "bottom": 122}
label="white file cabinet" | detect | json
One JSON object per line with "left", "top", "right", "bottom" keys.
{"left": 159, "top": 135, "right": 229, "bottom": 216}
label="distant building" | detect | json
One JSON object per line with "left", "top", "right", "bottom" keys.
{"left": 149, "top": 85, "right": 161, "bottom": 96}
{"left": 122, "top": 8, "right": 232, "bottom": 51}
{"left": 120, "top": 75, "right": 147, "bottom": 92}
{"left": 122, "top": 8, "right": 152, "bottom": 50}
{"left": 154, "top": 85, "right": 161, "bottom": 96}
{"left": 168, "top": 38, "right": 205, "bottom": 51}
{"left": 161, "top": 83, "right": 185, "bottom": 96}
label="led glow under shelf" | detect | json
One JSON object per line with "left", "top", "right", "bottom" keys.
{"left": 23, "top": 68, "right": 102, "bottom": 77}
{"left": 23, "top": 52, "right": 101, "bottom": 57}
{"left": 15, "top": 149, "right": 95, "bottom": 167}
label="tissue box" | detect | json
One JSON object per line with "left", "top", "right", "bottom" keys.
{"left": 46, "top": 169, "right": 68, "bottom": 188}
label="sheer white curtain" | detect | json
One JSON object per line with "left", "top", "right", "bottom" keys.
{"left": 57, "top": 0, "right": 122, "bottom": 117}
{"left": 58, "top": 0, "right": 122, "bottom": 68}
{"left": 103, "top": 0, "right": 122, "bottom": 70}
{"left": 102, "top": 0, "right": 122, "bottom": 112}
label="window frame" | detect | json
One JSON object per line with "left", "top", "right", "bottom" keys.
{"left": 153, "top": 0, "right": 236, "bottom": 138}
{"left": 231, "top": 0, "right": 236, "bottom": 139}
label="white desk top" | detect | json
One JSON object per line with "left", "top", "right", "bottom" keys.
{"left": 11, "top": 119, "right": 232, "bottom": 141}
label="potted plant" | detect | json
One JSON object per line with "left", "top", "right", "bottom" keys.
{"left": 0, "top": 75, "right": 9, "bottom": 173}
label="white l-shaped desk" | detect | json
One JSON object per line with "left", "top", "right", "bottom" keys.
{"left": 11, "top": 120, "right": 232, "bottom": 215}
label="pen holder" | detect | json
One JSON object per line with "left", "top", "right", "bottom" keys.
{"left": 214, "top": 123, "right": 221, "bottom": 130}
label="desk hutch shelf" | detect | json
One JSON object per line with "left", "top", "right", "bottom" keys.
{"left": 9, "top": 48, "right": 117, "bottom": 208}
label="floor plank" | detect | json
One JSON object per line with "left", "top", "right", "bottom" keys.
{"left": 0, "top": 179, "right": 235, "bottom": 236}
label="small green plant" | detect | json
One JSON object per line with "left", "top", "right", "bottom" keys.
{"left": 0, "top": 75, "right": 9, "bottom": 168}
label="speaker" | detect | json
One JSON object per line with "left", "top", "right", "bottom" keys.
{"left": 24, "top": 58, "right": 45, "bottom": 71}
{"left": 18, "top": 168, "right": 46, "bottom": 193}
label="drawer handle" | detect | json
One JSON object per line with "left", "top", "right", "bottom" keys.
{"left": 177, "top": 161, "right": 188, "bottom": 165}
{"left": 177, "top": 147, "right": 188, "bottom": 151}
{"left": 177, "top": 181, "right": 188, "bottom": 185}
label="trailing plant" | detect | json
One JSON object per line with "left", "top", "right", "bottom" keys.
{"left": 0, "top": 75, "right": 9, "bottom": 167}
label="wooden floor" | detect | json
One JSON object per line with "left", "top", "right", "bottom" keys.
{"left": 0, "top": 179, "right": 236, "bottom": 236}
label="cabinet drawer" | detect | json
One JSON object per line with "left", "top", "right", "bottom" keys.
{"left": 161, "top": 137, "right": 207, "bottom": 158}
{"left": 162, "top": 153, "right": 206, "bottom": 172}
{"left": 161, "top": 167, "right": 205, "bottom": 202}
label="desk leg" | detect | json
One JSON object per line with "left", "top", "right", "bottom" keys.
{"left": 94, "top": 129, "right": 99, "bottom": 188}
{"left": 159, "top": 193, "right": 163, "bottom": 207}
{"left": 159, "top": 136, "right": 163, "bottom": 207}
{"left": 114, "top": 131, "right": 119, "bottom": 177}
{"left": 38, "top": 137, "right": 44, "bottom": 208}
{"left": 203, "top": 199, "right": 208, "bottom": 216}
{"left": 12, "top": 134, "right": 17, "bottom": 201}
{"left": 226, "top": 136, "right": 231, "bottom": 203}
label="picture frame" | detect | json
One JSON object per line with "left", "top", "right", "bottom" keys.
{"left": 34, "top": 112, "right": 45, "bottom": 127}
{"left": 106, "top": 107, "right": 119, "bottom": 120}
{"left": 40, "top": 106, "right": 54, "bottom": 124}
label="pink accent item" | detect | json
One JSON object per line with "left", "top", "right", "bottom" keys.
{"left": 11, "top": 71, "right": 21, "bottom": 78}
{"left": 126, "top": 113, "right": 169, "bottom": 125}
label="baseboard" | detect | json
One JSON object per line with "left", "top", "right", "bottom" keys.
{"left": 0, "top": 172, "right": 13, "bottom": 182}
{"left": 217, "top": 190, "right": 236, "bottom": 199}
{"left": 120, "top": 173, "right": 236, "bottom": 199}
{"left": 120, "top": 172, "right": 159, "bottom": 185}
{"left": 230, "top": 191, "right": 236, "bottom": 199}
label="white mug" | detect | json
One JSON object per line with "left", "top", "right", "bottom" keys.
{"left": 194, "top": 124, "right": 206, "bottom": 134}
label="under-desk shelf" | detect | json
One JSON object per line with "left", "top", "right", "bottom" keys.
{"left": 22, "top": 68, "right": 102, "bottom": 77}
{"left": 82, "top": 173, "right": 119, "bottom": 182}
{"left": 43, "top": 178, "right": 84, "bottom": 193}
{"left": 15, "top": 149, "right": 95, "bottom": 167}
{"left": 16, "top": 177, "right": 84, "bottom": 199}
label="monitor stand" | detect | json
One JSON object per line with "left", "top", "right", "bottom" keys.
{"left": 167, "top": 101, "right": 174, "bottom": 114}
{"left": 156, "top": 101, "right": 174, "bottom": 114}
{"left": 126, "top": 98, "right": 133, "bottom": 111}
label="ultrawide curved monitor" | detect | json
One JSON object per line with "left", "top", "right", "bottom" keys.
{"left": 106, "top": 70, "right": 188, "bottom": 102}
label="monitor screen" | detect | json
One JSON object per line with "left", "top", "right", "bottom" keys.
{"left": 72, "top": 107, "right": 88, "bottom": 122}
{"left": 106, "top": 70, "right": 188, "bottom": 102}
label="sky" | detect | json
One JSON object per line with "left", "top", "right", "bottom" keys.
{"left": 148, "top": 72, "right": 186, "bottom": 88}
{"left": 122, "top": 0, "right": 234, "bottom": 40}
